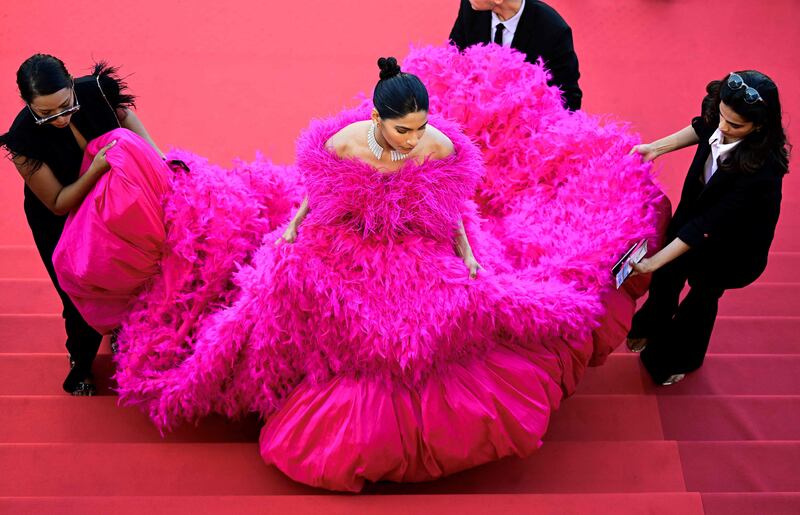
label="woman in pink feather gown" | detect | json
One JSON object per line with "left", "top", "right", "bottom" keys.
{"left": 111, "top": 47, "right": 668, "bottom": 492}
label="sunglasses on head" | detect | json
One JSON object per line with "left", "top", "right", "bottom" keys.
{"left": 727, "top": 73, "right": 764, "bottom": 105}
{"left": 28, "top": 88, "right": 80, "bottom": 125}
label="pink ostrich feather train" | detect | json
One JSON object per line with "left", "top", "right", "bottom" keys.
{"left": 113, "top": 44, "right": 670, "bottom": 491}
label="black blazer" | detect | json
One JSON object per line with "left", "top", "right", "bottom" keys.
{"left": 449, "top": 0, "right": 582, "bottom": 110}
{"left": 670, "top": 114, "right": 784, "bottom": 289}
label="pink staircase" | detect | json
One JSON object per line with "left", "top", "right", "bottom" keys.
{"left": 1, "top": 243, "right": 798, "bottom": 513}
{"left": 0, "top": 1, "right": 797, "bottom": 512}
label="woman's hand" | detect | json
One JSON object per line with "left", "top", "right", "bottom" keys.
{"left": 629, "top": 143, "right": 659, "bottom": 163}
{"left": 631, "top": 257, "right": 657, "bottom": 276}
{"left": 630, "top": 238, "right": 690, "bottom": 277}
{"left": 90, "top": 139, "right": 117, "bottom": 175}
{"left": 275, "top": 224, "right": 298, "bottom": 245}
{"left": 463, "top": 255, "right": 482, "bottom": 279}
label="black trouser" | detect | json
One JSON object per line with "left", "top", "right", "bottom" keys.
{"left": 25, "top": 203, "right": 103, "bottom": 392}
{"left": 628, "top": 252, "right": 725, "bottom": 384}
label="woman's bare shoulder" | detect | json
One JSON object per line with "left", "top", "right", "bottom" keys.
{"left": 325, "top": 120, "right": 370, "bottom": 157}
{"left": 425, "top": 124, "right": 455, "bottom": 160}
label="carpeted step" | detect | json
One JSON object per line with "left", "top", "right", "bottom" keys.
{"left": 0, "top": 394, "right": 664, "bottom": 443}
{"left": 649, "top": 354, "right": 800, "bottom": 396}
{"left": 6, "top": 395, "right": 793, "bottom": 446}
{"left": 717, "top": 283, "right": 800, "bottom": 317}
{"left": 0, "top": 315, "right": 115, "bottom": 354}
{"left": 0, "top": 394, "right": 664, "bottom": 444}
{"left": 709, "top": 316, "right": 800, "bottom": 354}
{"left": 575, "top": 353, "right": 648, "bottom": 395}
{"left": 4, "top": 352, "right": 798, "bottom": 397}
{"left": 757, "top": 252, "right": 800, "bottom": 283}
{"left": 772, "top": 215, "right": 800, "bottom": 252}
{"left": 0, "top": 493, "right": 706, "bottom": 515}
{"left": 658, "top": 395, "right": 800, "bottom": 441}
{"left": 0, "top": 245, "right": 47, "bottom": 279}
{"left": 0, "top": 396, "right": 261, "bottom": 443}
{"left": 701, "top": 492, "right": 800, "bottom": 515}
{"left": 0, "top": 278, "right": 61, "bottom": 313}
{"left": 0, "top": 441, "right": 688, "bottom": 496}
{"left": 545, "top": 395, "right": 663, "bottom": 441}
{"left": 0, "top": 314, "right": 65, "bottom": 353}
{"left": 577, "top": 353, "right": 800, "bottom": 396}
{"left": 0, "top": 353, "right": 117, "bottom": 396}
{"left": 679, "top": 441, "right": 800, "bottom": 492}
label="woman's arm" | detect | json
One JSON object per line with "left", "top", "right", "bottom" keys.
{"left": 15, "top": 139, "right": 118, "bottom": 216}
{"left": 631, "top": 125, "right": 700, "bottom": 162}
{"left": 632, "top": 237, "right": 690, "bottom": 275}
{"left": 118, "top": 108, "right": 165, "bottom": 159}
{"left": 276, "top": 195, "right": 310, "bottom": 244}
{"left": 455, "top": 218, "right": 481, "bottom": 279}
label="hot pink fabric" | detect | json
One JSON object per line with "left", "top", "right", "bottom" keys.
{"left": 112, "top": 45, "right": 669, "bottom": 491}
{"left": 53, "top": 129, "right": 170, "bottom": 334}
{"left": 402, "top": 44, "right": 672, "bottom": 366}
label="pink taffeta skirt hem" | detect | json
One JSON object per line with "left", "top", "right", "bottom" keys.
{"left": 260, "top": 345, "right": 559, "bottom": 492}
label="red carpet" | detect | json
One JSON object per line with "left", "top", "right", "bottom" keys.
{"left": 1, "top": 1, "right": 798, "bottom": 513}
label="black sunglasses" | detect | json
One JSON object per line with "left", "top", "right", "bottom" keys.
{"left": 727, "top": 73, "right": 764, "bottom": 104}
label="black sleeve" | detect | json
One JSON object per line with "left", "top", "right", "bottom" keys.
{"left": 449, "top": 0, "right": 470, "bottom": 50}
{"left": 543, "top": 25, "right": 582, "bottom": 110}
{"left": 94, "top": 62, "right": 136, "bottom": 111}
{"left": 0, "top": 109, "right": 45, "bottom": 173}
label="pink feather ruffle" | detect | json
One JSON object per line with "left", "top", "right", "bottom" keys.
{"left": 114, "top": 44, "right": 670, "bottom": 491}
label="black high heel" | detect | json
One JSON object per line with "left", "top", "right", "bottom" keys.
{"left": 626, "top": 337, "right": 648, "bottom": 353}
{"left": 63, "top": 356, "right": 95, "bottom": 395}
{"left": 70, "top": 381, "right": 96, "bottom": 396}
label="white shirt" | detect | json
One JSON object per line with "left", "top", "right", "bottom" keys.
{"left": 491, "top": 0, "right": 526, "bottom": 47}
{"left": 704, "top": 128, "right": 742, "bottom": 183}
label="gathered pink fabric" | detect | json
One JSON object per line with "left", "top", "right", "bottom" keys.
{"left": 110, "top": 44, "right": 670, "bottom": 491}
{"left": 53, "top": 128, "right": 170, "bottom": 334}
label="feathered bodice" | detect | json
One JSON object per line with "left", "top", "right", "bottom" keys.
{"left": 295, "top": 108, "right": 483, "bottom": 241}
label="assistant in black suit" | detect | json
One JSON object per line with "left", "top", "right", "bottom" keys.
{"left": 449, "top": 0, "right": 582, "bottom": 110}
{"left": 626, "top": 71, "right": 788, "bottom": 385}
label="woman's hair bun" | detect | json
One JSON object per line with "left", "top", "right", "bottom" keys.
{"left": 377, "top": 57, "right": 401, "bottom": 81}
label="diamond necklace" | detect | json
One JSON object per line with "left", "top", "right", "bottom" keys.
{"left": 367, "top": 122, "right": 408, "bottom": 162}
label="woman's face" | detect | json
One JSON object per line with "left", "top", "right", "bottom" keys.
{"left": 375, "top": 110, "right": 428, "bottom": 155}
{"left": 718, "top": 101, "right": 757, "bottom": 143}
{"left": 29, "top": 87, "right": 75, "bottom": 128}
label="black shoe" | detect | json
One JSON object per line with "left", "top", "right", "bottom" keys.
{"left": 660, "top": 373, "right": 686, "bottom": 386}
{"left": 63, "top": 362, "right": 94, "bottom": 394}
{"left": 70, "top": 381, "right": 96, "bottom": 396}
{"left": 626, "top": 337, "right": 648, "bottom": 353}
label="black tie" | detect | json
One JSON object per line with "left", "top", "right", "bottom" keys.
{"left": 494, "top": 23, "right": 505, "bottom": 46}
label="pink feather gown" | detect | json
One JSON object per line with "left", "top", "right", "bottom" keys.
{"left": 105, "top": 45, "right": 669, "bottom": 491}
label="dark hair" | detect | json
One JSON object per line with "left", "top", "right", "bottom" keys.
{"left": 372, "top": 57, "right": 429, "bottom": 119}
{"left": 701, "top": 70, "right": 790, "bottom": 175}
{"left": 16, "top": 54, "right": 72, "bottom": 103}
